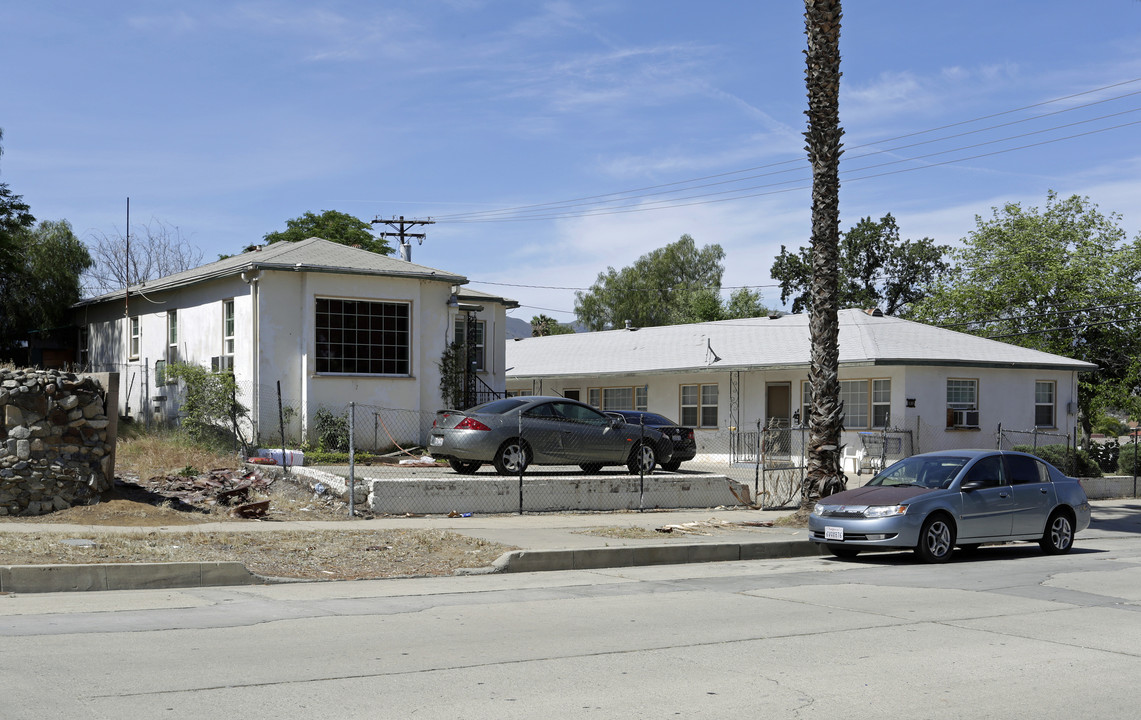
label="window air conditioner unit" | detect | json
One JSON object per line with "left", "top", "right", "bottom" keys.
{"left": 211, "top": 355, "right": 234, "bottom": 373}
{"left": 951, "top": 409, "right": 979, "bottom": 428}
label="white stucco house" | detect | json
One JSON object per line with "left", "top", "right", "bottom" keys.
{"left": 505, "top": 309, "right": 1098, "bottom": 464}
{"left": 73, "top": 237, "right": 517, "bottom": 446}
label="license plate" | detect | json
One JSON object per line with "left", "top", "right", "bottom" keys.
{"left": 430, "top": 436, "right": 443, "bottom": 446}
{"left": 824, "top": 526, "right": 844, "bottom": 541}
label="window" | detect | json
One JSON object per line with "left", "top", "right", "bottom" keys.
{"left": 564, "top": 389, "right": 581, "bottom": 401}
{"left": 454, "top": 316, "right": 485, "bottom": 371}
{"left": 128, "top": 317, "right": 139, "bottom": 360}
{"left": 1035, "top": 381, "right": 1055, "bottom": 428}
{"left": 840, "top": 380, "right": 869, "bottom": 429}
{"left": 681, "top": 383, "right": 718, "bottom": 428}
{"left": 223, "top": 299, "right": 235, "bottom": 356}
{"left": 167, "top": 310, "right": 178, "bottom": 364}
{"left": 872, "top": 379, "right": 891, "bottom": 428}
{"left": 802, "top": 379, "right": 891, "bottom": 429}
{"left": 79, "top": 327, "right": 89, "bottom": 368}
{"left": 947, "top": 378, "right": 979, "bottom": 428}
{"left": 587, "top": 386, "right": 647, "bottom": 411}
{"left": 315, "top": 298, "right": 410, "bottom": 375}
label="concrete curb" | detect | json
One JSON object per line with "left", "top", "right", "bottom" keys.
{"left": 0, "top": 541, "right": 824, "bottom": 591}
{"left": 463, "top": 539, "right": 825, "bottom": 574}
{"left": 0, "top": 562, "right": 265, "bottom": 594}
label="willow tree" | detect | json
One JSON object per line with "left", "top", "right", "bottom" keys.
{"left": 802, "top": 0, "right": 845, "bottom": 506}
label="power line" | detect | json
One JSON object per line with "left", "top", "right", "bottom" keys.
{"left": 428, "top": 77, "right": 1141, "bottom": 223}
{"left": 986, "top": 314, "right": 1141, "bottom": 340}
{"left": 939, "top": 300, "right": 1141, "bottom": 329}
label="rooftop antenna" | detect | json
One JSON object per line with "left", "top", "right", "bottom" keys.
{"left": 371, "top": 215, "right": 434, "bottom": 262}
{"left": 124, "top": 197, "right": 130, "bottom": 319}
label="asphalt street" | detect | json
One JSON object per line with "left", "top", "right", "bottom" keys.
{"left": 2, "top": 519, "right": 1140, "bottom": 719}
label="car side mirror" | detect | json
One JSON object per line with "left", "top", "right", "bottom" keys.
{"left": 959, "top": 478, "right": 984, "bottom": 492}
{"left": 609, "top": 416, "right": 626, "bottom": 429}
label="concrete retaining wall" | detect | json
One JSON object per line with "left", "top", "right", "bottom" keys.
{"left": 1082, "top": 475, "right": 1138, "bottom": 500}
{"left": 367, "top": 474, "right": 751, "bottom": 514}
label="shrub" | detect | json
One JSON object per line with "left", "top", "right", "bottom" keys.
{"left": 165, "top": 362, "right": 250, "bottom": 454}
{"left": 1011, "top": 443, "right": 1102, "bottom": 477}
{"left": 313, "top": 407, "right": 350, "bottom": 452}
{"left": 1088, "top": 439, "right": 1121, "bottom": 474}
{"left": 1119, "top": 443, "right": 1141, "bottom": 476}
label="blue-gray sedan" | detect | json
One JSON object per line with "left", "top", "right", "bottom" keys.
{"left": 808, "top": 449, "right": 1091, "bottom": 562}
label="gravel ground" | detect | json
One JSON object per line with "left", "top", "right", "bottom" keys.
{"left": 0, "top": 472, "right": 515, "bottom": 580}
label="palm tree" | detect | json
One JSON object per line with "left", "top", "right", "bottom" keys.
{"left": 802, "top": 0, "right": 845, "bottom": 507}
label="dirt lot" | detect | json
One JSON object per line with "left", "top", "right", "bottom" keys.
{"left": 0, "top": 469, "right": 514, "bottom": 581}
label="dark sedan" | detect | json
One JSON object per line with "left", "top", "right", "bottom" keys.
{"left": 604, "top": 411, "right": 696, "bottom": 471}
{"left": 808, "top": 449, "right": 1091, "bottom": 563}
{"left": 430, "top": 396, "right": 673, "bottom": 475}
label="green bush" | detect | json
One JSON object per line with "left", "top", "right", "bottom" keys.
{"left": 1119, "top": 443, "right": 1141, "bottom": 476}
{"left": 313, "top": 407, "right": 350, "bottom": 452}
{"left": 1088, "top": 439, "right": 1120, "bottom": 474}
{"left": 1011, "top": 443, "right": 1102, "bottom": 478}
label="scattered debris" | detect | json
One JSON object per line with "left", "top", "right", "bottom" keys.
{"left": 247, "top": 456, "right": 277, "bottom": 465}
{"left": 230, "top": 500, "right": 270, "bottom": 519}
{"left": 138, "top": 468, "right": 275, "bottom": 509}
{"left": 655, "top": 519, "right": 774, "bottom": 534}
{"left": 447, "top": 510, "right": 473, "bottom": 518}
{"left": 400, "top": 455, "right": 439, "bottom": 466}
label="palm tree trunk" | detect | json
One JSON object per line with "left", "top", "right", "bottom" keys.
{"left": 802, "top": 0, "right": 845, "bottom": 507}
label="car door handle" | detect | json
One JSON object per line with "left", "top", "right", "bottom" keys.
{"left": 998, "top": 492, "right": 1009, "bottom": 498}
{"left": 1040, "top": 488, "right": 1048, "bottom": 494}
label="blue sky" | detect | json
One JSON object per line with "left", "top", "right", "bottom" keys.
{"left": 2, "top": 1, "right": 1140, "bottom": 324}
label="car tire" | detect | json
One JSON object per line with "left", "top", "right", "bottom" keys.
{"left": 827, "top": 544, "right": 861, "bottom": 559}
{"left": 1040, "top": 510, "right": 1075, "bottom": 555}
{"left": 580, "top": 463, "right": 603, "bottom": 474}
{"left": 493, "top": 440, "right": 530, "bottom": 476}
{"left": 627, "top": 443, "right": 656, "bottom": 475}
{"left": 915, "top": 514, "right": 955, "bottom": 563}
{"left": 661, "top": 460, "right": 682, "bottom": 472}
{"left": 447, "top": 459, "right": 482, "bottom": 474}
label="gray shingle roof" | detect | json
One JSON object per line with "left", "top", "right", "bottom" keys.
{"left": 77, "top": 237, "right": 470, "bottom": 306}
{"left": 505, "top": 309, "right": 1098, "bottom": 378}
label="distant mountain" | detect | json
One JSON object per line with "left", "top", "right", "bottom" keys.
{"left": 506, "top": 316, "right": 584, "bottom": 339}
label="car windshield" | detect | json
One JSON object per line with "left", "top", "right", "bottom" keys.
{"left": 868, "top": 455, "right": 970, "bottom": 489}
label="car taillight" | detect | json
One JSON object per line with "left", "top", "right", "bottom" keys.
{"left": 455, "top": 417, "right": 491, "bottom": 431}
{"left": 685, "top": 429, "right": 694, "bottom": 440}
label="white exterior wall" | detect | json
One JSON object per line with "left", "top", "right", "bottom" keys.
{"left": 80, "top": 270, "right": 512, "bottom": 448}
{"left": 507, "top": 364, "right": 1080, "bottom": 460}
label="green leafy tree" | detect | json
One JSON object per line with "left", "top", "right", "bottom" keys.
{"left": 802, "top": 0, "right": 846, "bottom": 505}
{"left": 909, "top": 191, "right": 1141, "bottom": 440}
{"left": 723, "top": 287, "right": 771, "bottom": 320}
{"left": 574, "top": 234, "right": 727, "bottom": 330}
{"left": 772, "top": 213, "right": 950, "bottom": 315}
{"left": 263, "top": 210, "right": 393, "bottom": 255}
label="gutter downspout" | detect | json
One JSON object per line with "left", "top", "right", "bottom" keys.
{"left": 243, "top": 269, "right": 262, "bottom": 443}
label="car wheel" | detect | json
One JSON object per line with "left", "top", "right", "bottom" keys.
{"left": 1040, "top": 510, "right": 1074, "bottom": 555}
{"left": 447, "top": 459, "right": 482, "bottom": 474}
{"left": 661, "top": 460, "right": 682, "bottom": 472}
{"left": 627, "top": 443, "right": 656, "bottom": 475}
{"left": 915, "top": 514, "right": 955, "bottom": 563}
{"left": 493, "top": 440, "right": 530, "bottom": 476}
{"left": 580, "top": 463, "right": 603, "bottom": 474}
{"left": 827, "top": 544, "right": 861, "bottom": 559}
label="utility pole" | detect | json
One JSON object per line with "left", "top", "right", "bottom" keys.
{"left": 371, "top": 216, "right": 434, "bottom": 262}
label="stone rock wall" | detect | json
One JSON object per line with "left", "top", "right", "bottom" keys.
{"left": 0, "top": 369, "right": 119, "bottom": 516}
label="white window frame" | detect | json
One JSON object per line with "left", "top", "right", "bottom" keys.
{"left": 167, "top": 310, "right": 178, "bottom": 364}
{"left": 587, "top": 385, "right": 647, "bottom": 411}
{"left": 947, "top": 378, "right": 980, "bottom": 428}
{"left": 872, "top": 378, "right": 891, "bottom": 428}
{"left": 1035, "top": 380, "right": 1056, "bottom": 428}
{"left": 223, "top": 299, "right": 235, "bottom": 357}
{"left": 681, "top": 383, "right": 718, "bottom": 428}
{"left": 128, "top": 316, "right": 139, "bottom": 360}
{"left": 801, "top": 378, "right": 890, "bottom": 430}
{"left": 315, "top": 297, "right": 412, "bottom": 376}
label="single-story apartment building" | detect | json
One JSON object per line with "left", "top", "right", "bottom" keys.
{"left": 504, "top": 308, "right": 1097, "bottom": 464}
{"left": 73, "top": 237, "right": 518, "bottom": 446}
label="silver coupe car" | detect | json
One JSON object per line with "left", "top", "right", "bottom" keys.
{"left": 809, "top": 449, "right": 1091, "bottom": 563}
{"left": 429, "top": 396, "right": 673, "bottom": 475}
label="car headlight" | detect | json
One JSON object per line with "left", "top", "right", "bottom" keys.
{"left": 813, "top": 503, "right": 825, "bottom": 516}
{"left": 863, "top": 504, "right": 907, "bottom": 518}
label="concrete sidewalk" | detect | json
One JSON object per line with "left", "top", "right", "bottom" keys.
{"left": 2, "top": 499, "right": 1138, "bottom": 593}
